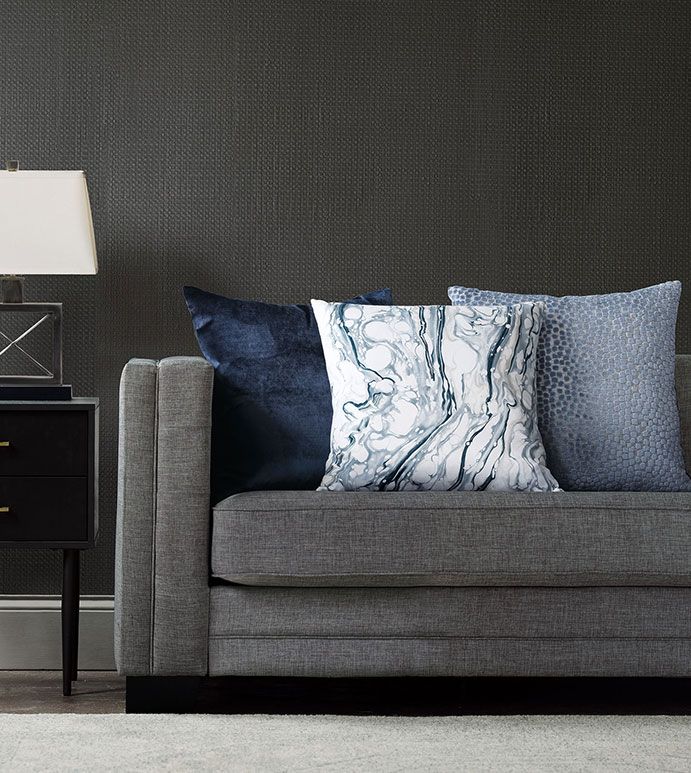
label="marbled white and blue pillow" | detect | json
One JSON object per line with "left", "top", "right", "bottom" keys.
{"left": 448, "top": 281, "right": 691, "bottom": 492}
{"left": 311, "top": 300, "right": 560, "bottom": 492}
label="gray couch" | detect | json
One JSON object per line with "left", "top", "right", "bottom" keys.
{"left": 115, "top": 355, "right": 691, "bottom": 692}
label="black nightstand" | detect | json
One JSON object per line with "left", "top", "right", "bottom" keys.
{"left": 0, "top": 398, "right": 99, "bottom": 695}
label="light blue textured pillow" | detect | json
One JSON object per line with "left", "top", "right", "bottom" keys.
{"left": 448, "top": 281, "right": 691, "bottom": 492}
{"left": 311, "top": 300, "right": 560, "bottom": 492}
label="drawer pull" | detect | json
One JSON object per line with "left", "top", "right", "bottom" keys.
{"left": 0, "top": 441, "right": 9, "bottom": 447}
{"left": 0, "top": 507, "right": 9, "bottom": 513}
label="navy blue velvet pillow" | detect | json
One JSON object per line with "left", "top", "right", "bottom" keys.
{"left": 183, "top": 286, "right": 393, "bottom": 504}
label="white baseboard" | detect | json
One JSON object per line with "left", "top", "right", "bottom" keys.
{"left": 0, "top": 595, "right": 115, "bottom": 670}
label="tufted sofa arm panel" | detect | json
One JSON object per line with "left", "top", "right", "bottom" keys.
{"left": 115, "top": 356, "right": 213, "bottom": 675}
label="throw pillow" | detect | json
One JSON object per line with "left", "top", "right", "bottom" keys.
{"left": 184, "top": 286, "right": 393, "bottom": 504}
{"left": 447, "top": 281, "right": 691, "bottom": 491}
{"left": 311, "top": 300, "right": 560, "bottom": 492}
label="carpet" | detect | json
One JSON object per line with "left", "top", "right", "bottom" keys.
{"left": 0, "top": 714, "right": 689, "bottom": 772}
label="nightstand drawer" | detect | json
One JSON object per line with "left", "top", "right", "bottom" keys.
{"left": 0, "top": 410, "right": 88, "bottom": 476}
{"left": 0, "top": 477, "right": 87, "bottom": 542}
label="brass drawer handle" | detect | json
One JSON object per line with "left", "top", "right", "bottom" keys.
{"left": 0, "top": 441, "right": 9, "bottom": 447}
{"left": 0, "top": 507, "right": 9, "bottom": 513}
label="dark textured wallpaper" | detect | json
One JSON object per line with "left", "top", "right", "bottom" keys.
{"left": 1, "top": 0, "right": 689, "bottom": 594}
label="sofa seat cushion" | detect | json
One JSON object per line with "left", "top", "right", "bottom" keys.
{"left": 211, "top": 491, "right": 691, "bottom": 587}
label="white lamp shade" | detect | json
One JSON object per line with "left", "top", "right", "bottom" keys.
{"left": 0, "top": 170, "right": 98, "bottom": 274}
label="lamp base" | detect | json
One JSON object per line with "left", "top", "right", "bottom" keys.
{"left": 1, "top": 276, "right": 24, "bottom": 303}
{"left": 0, "top": 384, "right": 72, "bottom": 401}
{"left": 0, "top": 302, "right": 63, "bottom": 385}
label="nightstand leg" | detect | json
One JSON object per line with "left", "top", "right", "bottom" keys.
{"left": 62, "top": 549, "right": 79, "bottom": 696}
{"left": 71, "top": 551, "right": 80, "bottom": 681}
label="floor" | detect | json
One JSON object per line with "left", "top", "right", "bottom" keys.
{"left": 0, "top": 671, "right": 125, "bottom": 714}
{"left": 2, "top": 713, "right": 690, "bottom": 772}
{"left": 1, "top": 673, "right": 689, "bottom": 771}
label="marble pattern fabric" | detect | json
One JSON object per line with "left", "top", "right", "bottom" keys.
{"left": 448, "top": 282, "right": 691, "bottom": 492}
{"left": 312, "top": 300, "right": 560, "bottom": 492}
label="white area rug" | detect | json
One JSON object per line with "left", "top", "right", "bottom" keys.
{"left": 0, "top": 714, "right": 689, "bottom": 772}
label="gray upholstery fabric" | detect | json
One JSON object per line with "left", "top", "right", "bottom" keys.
{"left": 117, "top": 353, "right": 691, "bottom": 679}
{"left": 209, "top": 638, "right": 691, "bottom": 678}
{"left": 210, "top": 581, "right": 691, "bottom": 678}
{"left": 115, "top": 359, "right": 157, "bottom": 675}
{"left": 115, "top": 357, "right": 213, "bottom": 675}
{"left": 677, "top": 354, "right": 691, "bottom": 472}
{"left": 212, "top": 491, "right": 691, "bottom": 586}
{"left": 209, "top": 584, "right": 691, "bottom": 676}
{"left": 210, "top": 585, "right": 691, "bottom": 639}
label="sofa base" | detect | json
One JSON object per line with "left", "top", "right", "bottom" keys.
{"left": 125, "top": 676, "right": 691, "bottom": 715}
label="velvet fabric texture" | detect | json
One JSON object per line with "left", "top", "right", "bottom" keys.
{"left": 183, "top": 286, "right": 392, "bottom": 504}
{"left": 448, "top": 282, "right": 691, "bottom": 492}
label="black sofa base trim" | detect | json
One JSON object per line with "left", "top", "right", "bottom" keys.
{"left": 125, "top": 676, "right": 691, "bottom": 715}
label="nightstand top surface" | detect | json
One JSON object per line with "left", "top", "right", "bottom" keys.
{"left": 0, "top": 397, "right": 99, "bottom": 408}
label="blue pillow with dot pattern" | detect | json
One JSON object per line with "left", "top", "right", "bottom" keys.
{"left": 447, "top": 281, "right": 691, "bottom": 492}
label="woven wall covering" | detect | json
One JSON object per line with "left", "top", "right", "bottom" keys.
{"left": 0, "top": 0, "right": 689, "bottom": 593}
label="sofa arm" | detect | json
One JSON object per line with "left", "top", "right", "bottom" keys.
{"left": 115, "top": 356, "right": 213, "bottom": 676}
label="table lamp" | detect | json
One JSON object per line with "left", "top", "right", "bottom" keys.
{"left": 0, "top": 162, "right": 98, "bottom": 399}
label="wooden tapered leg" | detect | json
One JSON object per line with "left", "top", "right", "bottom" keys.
{"left": 62, "top": 549, "right": 79, "bottom": 696}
